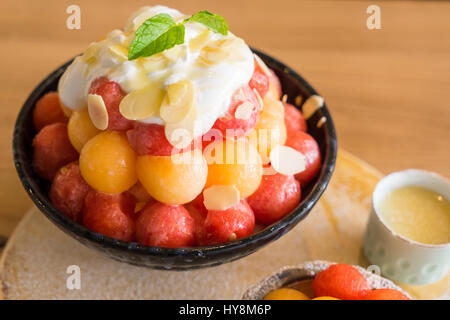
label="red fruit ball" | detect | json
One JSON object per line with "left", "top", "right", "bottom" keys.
{"left": 284, "top": 103, "right": 307, "bottom": 134}
{"left": 212, "top": 85, "right": 261, "bottom": 139}
{"left": 247, "top": 173, "right": 301, "bottom": 225}
{"left": 89, "top": 77, "right": 133, "bottom": 131}
{"left": 285, "top": 130, "right": 321, "bottom": 186}
{"left": 32, "top": 123, "right": 79, "bottom": 181}
{"left": 33, "top": 91, "right": 68, "bottom": 131}
{"left": 311, "top": 264, "right": 370, "bottom": 300}
{"left": 82, "top": 190, "right": 136, "bottom": 242}
{"left": 362, "top": 289, "right": 410, "bottom": 300}
{"left": 50, "top": 162, "right": 91, "bottom": 222}
{"left": 127, "top": 123, "right": 200, "bottom": 156}
{"left": 249, "top": 58, "right": 269, "bottom": 98}
{"left": 135, "top": 202, "right": 195, "bottom": 248}
{"left": 198, "top": 200, "right": 255, "bottom": 246}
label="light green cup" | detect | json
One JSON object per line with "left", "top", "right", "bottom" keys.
{"left": 363, "top": 169, "right": 450, "bottom": 285}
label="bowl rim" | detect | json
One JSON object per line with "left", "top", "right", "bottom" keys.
{"left": 12, "top": 48, "right": 337, "bottom": 261}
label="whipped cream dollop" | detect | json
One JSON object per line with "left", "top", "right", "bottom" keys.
{"left": 58, "top": 5, "right": 255, "bottom": 145}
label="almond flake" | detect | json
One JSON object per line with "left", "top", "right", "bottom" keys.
{"left": 139, "top": 54, "right": 169, "bottom": 73}
{"left": 160, "top": 80, "right": 195, "bottom": 123}
{"left": 316, "top": 116, "right": 327, "bottom": 128}
{"left": 87, "top": 94, "right": 108, "bottom": 130}
{"left": 235, "top": 102, "right": 254, "bottom": 120}
{"left": 269, "top": 145, "right": 306, "bottom": 175}
{"left": 109, "top": 45, "right": 128, "bottom": 60}
{"left": 302, "top": 95, "right": 324, "bottom": 119}
{"left": 189, "top": 29, "right": 212, "bottom": 52}
{"left": 295, "top": 95, "right": 303, "bottom": 107}
{"left": 164, "top": 103, "right": 199, "bottom": 149}
{"left": 163, "top": 45, "right": 186, "bottom": 61}
{"left": 119, "top": 86, "right": 164, "bottom": 120}
{"left": 203, "top": 185, "right": 240, "bottom": 211}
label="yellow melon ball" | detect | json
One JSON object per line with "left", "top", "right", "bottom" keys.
{"left": 248, "top": 110, "right": 287, "bottom": 164}
{"left": 312, "top": 296, "right": 340, "bottom": 300}
{"left": 264, "top": 288, "right": 310, "bottom": 300}
{"left": 68, "top": 108, "right": 101, "bottom": 152}
{"left": 80, "top": 131, "right": 137, "bottom": 193}
{"left": 204, "top": 138, "right": 262, "bottom": 198}
{"left": 136, "top": 150, "right": 208, "bottom": 205}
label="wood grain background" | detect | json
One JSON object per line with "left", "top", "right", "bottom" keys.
{"left": 0, "top": 0, "right": 449, "bottom": 237}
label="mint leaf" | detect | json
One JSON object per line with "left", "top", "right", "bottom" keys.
{"left": 128, "top": 13, "right": 185, "bottom": 60}
{"left": 184, "top": 11, "right": 228, "bottom": 35}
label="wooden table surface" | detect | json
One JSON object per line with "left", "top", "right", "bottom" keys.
{"left": 0, "top": 0, "right": 449, "bottom": 238}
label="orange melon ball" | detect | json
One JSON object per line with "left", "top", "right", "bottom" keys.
{"left": 204, "top": 138, "right": 262, "bottom": 198}
{"left": 248, "top": 104, "right": 286, "bottom": 164}
{"left": 79, "top": 131, "right": 137, "bottom": 194}
{"left": 312, "top": 296, "right": 340, "bottom": 300}
{"left": 136, "top": 150, "right": 208, "bottom": 205}
{"left": 68, "top": 108, "right": 101, "bottom": 152}
{"left": 264, "top": 288, "right": 310, "bottom": 300}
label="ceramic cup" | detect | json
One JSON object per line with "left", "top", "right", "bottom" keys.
{"left": 363, "top": 169, "right": 450, "bottom": 285}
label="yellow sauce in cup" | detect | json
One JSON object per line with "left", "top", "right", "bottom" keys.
{"left": 379, "top": 186, "right": 450, "bottom": 245}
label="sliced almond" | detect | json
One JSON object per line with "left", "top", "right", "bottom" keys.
{"left": 82, "top": 42, "right": 100, "bottom": 64}
{"left": 269, "top": 145, "right": 306, "bottom": 175}
{"left": 164, "top": 102, "right": 199, "bottom": 149}
{"left": 316, "top": 116, "right": 327, "bottom": 128}
{"left": 109, "top": 45, "right": 128, "bottom": 60}
{"left": 163, "top": 45, "right": 186, "bottom": 62}
{"left": 160, "top": 80, "right": 195, "bottom": 123}
{"left": 87, "top": 94, "right": 108, "bottom": 130}
{"left": 119, "top": 86, "right": 164, "bottom": 120}
{"left": 189, "top": 29, "right": 212, "bottom": 52}
{"left": 139, "top": 53, "right": 169, "bottom": 73}
{"left": 199, "top": 38, "right": 243, "bottom": 66}
{"left": 302, "top": 95, "right": 324, "bottom": 119}
{"left": 235, "top": 102, "right": 254, "bottom": 120}
{"left": 203, "top": 185, "right": 240, "bottom": 211}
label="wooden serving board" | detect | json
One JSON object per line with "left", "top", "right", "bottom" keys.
{"left": 0, "top": 150, "right": 447, "bottom": 299}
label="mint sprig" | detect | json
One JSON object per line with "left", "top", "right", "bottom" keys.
{"left": 127, "top": 10, "right": 229, "bottom": 60}
{"left": 184, "top": 11, "right": 228, "bottom": 36}
{"left": 128, "top": 13, "right": 185, "bottom": 60}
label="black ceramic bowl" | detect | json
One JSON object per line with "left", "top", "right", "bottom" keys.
{"left": 13, "top": 49, "right": 337, "bottom": 270}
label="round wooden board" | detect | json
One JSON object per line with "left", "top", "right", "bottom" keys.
{"left": 0, "top": 150, "right": 447, "bottom": 299}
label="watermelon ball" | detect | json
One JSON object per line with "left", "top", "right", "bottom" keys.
{"left": 285, "top": 130, "right": 321, "bottom": 186}
{"left": 311, "top": 264, "right": 370, "bottom": 300}
{"left": 127, "top": 123, "right": 200, "bottom": 156}
{"left": 88, "top": 76, "right": 133, "bottom": 131}
{"left": 284, "top": 103, "right": 307, "bottom": 134}
{"left": 197, "top": 200, "right": 255, "bottom": 246}
{"left": 248, "top": 58, "right": 269, "bottom": 98}
{"left": 50, "top": 162, "right": 91, "bottom": 222}
{"left": 247, "top": 173, "right": 301, "bottom": 225}
{"left": 362, "top": 289, "right": 410, "bottom": 300}
{"left": 135, "top": 202, "right": 196, "bottom": 248}
{"left": 82, "top": 190, "right": 136, "bottom": 242}
{"left": 212, "top": 85, "right": 261, "bottom": 139}
{"left": 33, "top": 91, "right": 68, "bottom": 131}
{"left": 32, "top": 122, "right": 79, "bottom": 181}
